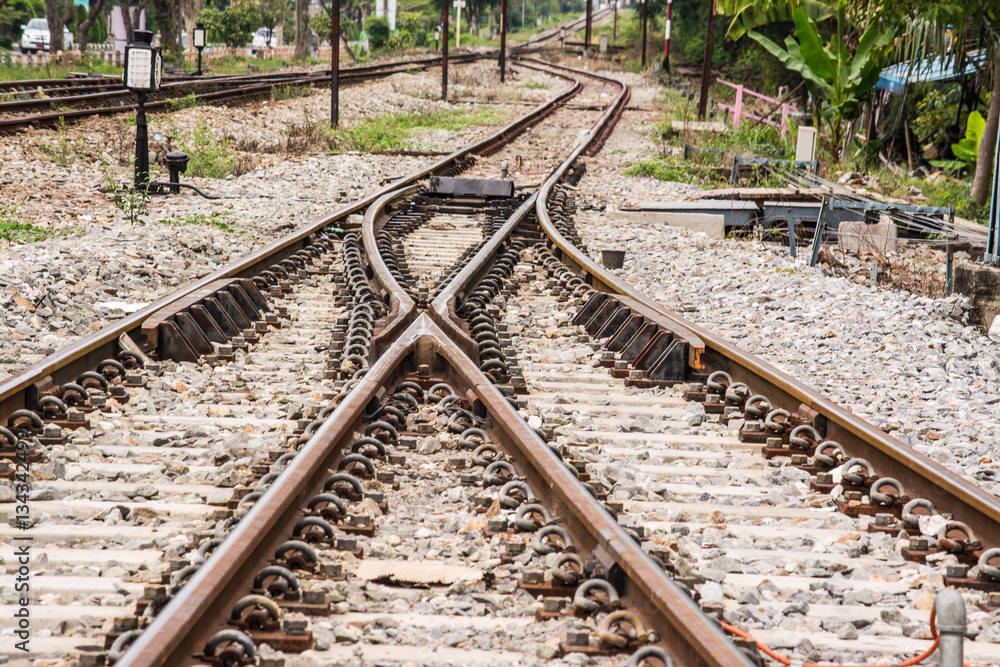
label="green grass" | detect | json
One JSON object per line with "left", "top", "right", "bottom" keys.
{"left": 624, "top": 157, "right": 727, "bottom": 186}
{"left": 271, "top": 84, "right": 316, "bottom": 101}
{"left": 0, "top": 204, "right": 79, "bottom": 243}
{"left": 196, "top": 54, "right": 324, "bottom": 76}
{"left": 166, "top": 94, "right": 200, "bottom": 111}
{"left": 329, "top": 107, "right": 507, "bottom": 152}
{"left": 162, "top": 211, "right": 240, "bottom": 233}
{"left": 917, "top": 179, "right": 988, "bottom": 222}
{"left": 877, "top": 171, "right": 989, "bottom": 223}
{"left": 520, "top": 80, "right": 549, "bottom": 90}
{"left": 38, "top": 118, "right": 86, "bottom": 165}
{"left": 183, "top": 115, "right": 237, "bottom": 178}
{"left": 0, "top": 54, "right": 122, "bottom": 81}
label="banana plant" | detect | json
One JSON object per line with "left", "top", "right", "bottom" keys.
{"left": 748, "top": 0, "right": 895, "bottom": 161}
{"left": 717, "top": 0, "right": 834, "bottom": 40}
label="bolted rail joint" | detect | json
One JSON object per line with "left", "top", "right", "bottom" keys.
{"left": 935, "top": 588, "right": 966, "bottom": 667}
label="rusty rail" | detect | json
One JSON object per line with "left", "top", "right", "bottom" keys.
{"left": 0, "top": 60, "right": 578, "bottom": 424}
{"left": 532, "top": 82, "right": 1000, "bottom": 551}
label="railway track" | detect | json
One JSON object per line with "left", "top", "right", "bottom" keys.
{"left": 0, "top": 55, "right": 479, "bottom": 132}
{"left": 2, "top": 55, "right": 997, "bottom": 667}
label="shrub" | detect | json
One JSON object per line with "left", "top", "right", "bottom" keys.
{"left": 367, "top": 16, "right": 390, "bottom": 50}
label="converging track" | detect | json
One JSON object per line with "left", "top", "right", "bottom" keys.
{"left": 2, "top": 54, "right": 999, "bottom": 667}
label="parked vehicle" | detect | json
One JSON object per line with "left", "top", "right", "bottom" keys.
{"left": 20, "top": 18, "right": 74, "bottom": 53}
{"left": 250, "top": 27, "right": 274, "bottom": 53}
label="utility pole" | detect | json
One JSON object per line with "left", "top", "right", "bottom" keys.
{"left": 442, "top": 0, "right": 449, "bottom": 100}
{"left": 663, "top": 0, "right": 671, "bottom": 75}
{"left": 499, "top": 0, "right": 507, "bottom": 82}
{"left": 330, "top": 0, "right": 340, "bottom": 126}
{"left": 641, "top": 0, "right": 647, "bottom": 68}
{"left": 698, "top": 0, "right": 716, "bottom": 119}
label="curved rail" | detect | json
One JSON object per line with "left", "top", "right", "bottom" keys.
{"left": 532, "top": 89, "right": 1000, "bottom": 551}
{"left": 0, "top": 58, "right": 575, "bottom": 423}
{"left": 423, "top": 58, "right": 751, "bottom": 667}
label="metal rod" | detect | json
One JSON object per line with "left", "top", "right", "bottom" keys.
{"left": 584, "top": 0, "right": 591, "bottom": 51}
{"left": 641, "top": 0, "right": 647, "bottom": 69}
{"left": 442, "top": 0, "right": 449, "bottom": 100}
{"left": 331, "top": 0, "right": 340, "bottom": 127}
{"left": 786, "top": 208, "right": 797, "bottom": 259}
{"left": 134, "top": 90, "right": 149, "bottom": 191}
{"left": 809, "top": 197, "right": 827, "bottom": 268}
{"left": 934, "top": 589, "right": 966, "bottom": 667}
{"left": 697, "top": 0, "right": 716, "bottom": 120}
{"left": 947, "top": 206, "right": 955, "bottom": 295}
{"left": 499, "top": 0, "right": 507, "bottom": 83}
{"left": 988, "top": 118, "right": 1000, "bottom": 264}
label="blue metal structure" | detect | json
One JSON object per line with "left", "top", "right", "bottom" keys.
{"left": 876, "top": 50, "right": 988, "bottom": 95}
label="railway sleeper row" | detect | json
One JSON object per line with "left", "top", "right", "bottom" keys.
{"left": 112, "top": 315, "right": 708, "bottom": 667}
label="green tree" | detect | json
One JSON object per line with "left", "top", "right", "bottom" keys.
{"left": 201, "top": 2, "right": 256, "bottom": 46}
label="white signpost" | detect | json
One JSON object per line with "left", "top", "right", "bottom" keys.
{"left": 453, "top": 0, "right": 465, "bottom": 47}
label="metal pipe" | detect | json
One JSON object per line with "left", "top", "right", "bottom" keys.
{"left": 442, "top": 0, "right": 449, "bottom": 100}
{"left": 499, "top": 0, "right": 507, "bottom": 82}
{"left": 697, "top": 0, "right": 716, "bottom": 119}
{"left": 331, "top": 0, "right": 340, "bottom": 127}
{"left": 934, "top": 588, "right": 966, "bottom": 667}
{"left": 641, "top": 0, "right": 647, "bottom": 68}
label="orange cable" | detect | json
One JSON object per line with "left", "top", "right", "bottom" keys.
{"left": 720, "top": 605, "right": 970, "bottom": 667}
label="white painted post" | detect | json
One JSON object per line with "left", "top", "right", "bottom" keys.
{"left": 453, "top": 0, "right": 465, "bottom": 47}
{"left": 780, "top": 103, "right": 790, "bottom": 135}
{"left": 733, "top": 85, "right": 743, "bottom": 126}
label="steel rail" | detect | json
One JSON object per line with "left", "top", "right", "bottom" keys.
{"left": 0, "top": 54, "right": 481, "bottom": 130}
{"left": 420, "top": 59, "right": 751, "bottom": 667}
{"left": 362, "top": 184, "right": 421, "bottom": 355}
{"left": 0, "top": 59, "right": 579, "bottom": 424}
{"left": 533, "top": 99, "right": 1000, "bottom": 551}
{"left": 116, "top": 312, "right": 752, "bottom": 667}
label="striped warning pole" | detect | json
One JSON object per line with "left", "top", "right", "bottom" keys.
{"left": 663, "top": 0, "right": 672, "bottom": 75}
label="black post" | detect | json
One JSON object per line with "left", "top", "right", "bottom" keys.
{"left": 135, "top": 90, "right": 149, "bottom": 190}
{"left": 613, "top": 0, "right": 617, "bottom": 41}
{"left": 698, "top": 0, "right": 716, "bottom": 120}
{"left": 442, "top": 0, "right": 449, "bottom": 100}
{"left": 196, "top": 49, "right": 202, "bottom": 75}
{"left": 641, "top": 0, "right": 647, "bottom": 68}
{"left": 499, "top": 0, "right": 507, "bottom": 82}
{"left": 331, "top": 0, "right": 340, "bottom": 127}
{"left": 584, "top": 0, "right": 591, "bottom": 52}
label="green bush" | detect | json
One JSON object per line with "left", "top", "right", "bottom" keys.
{"left": 367, "top": 16, "right": 390, "bottom": 50}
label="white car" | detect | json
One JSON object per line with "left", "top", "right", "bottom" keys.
{"left": 20, "top": 18, "right": 74, "bottom": 53}
{"left": 251, "top": 27, "right": 274, "bottom": 52}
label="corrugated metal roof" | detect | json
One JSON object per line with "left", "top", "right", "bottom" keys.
{"left": 877, "top": 50, "right": 988, "bottom": 94}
